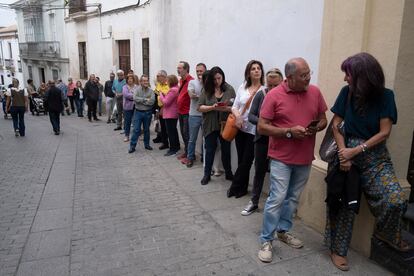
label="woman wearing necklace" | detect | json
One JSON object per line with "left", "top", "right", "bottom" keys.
{"left": 227, "top": 60, "right": 266, "bottom": 198}
{"left": 198, "top": 67, "right": 236, "bottom": 185}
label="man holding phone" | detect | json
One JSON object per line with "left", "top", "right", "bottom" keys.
{"left": 257, "top": 58, "right": 328, "bottom": 263}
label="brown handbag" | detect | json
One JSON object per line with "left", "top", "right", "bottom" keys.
{"left": 221, "top": 89, "right": 258, "bottom": 141}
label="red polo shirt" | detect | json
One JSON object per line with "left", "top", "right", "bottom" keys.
{"left": 177, "top": 74, "right": 194, "bottom": 115}
{"left": 260, "top": 80, "right": 327, "bottom": 165}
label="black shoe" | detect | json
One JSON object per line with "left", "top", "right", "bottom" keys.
{"left": 94, "top": 118, "right": 100, "bottom": 121}
{"left": 164, "top": 150, "right": 177, "bottom": 156}
{"left": 80, "top": 114, "right": 84, "bottom": 117}
{"left": 159, "top": 144, "right": 169, "bottom": 150}
{"left": 186, "top": 160, "right": 194, "bottom": 168}
{"left": 128, "top": 147, "right": 135, "bottom": 154}
{"left": 145, "top": 145, "right": 153, "bottom": 151}
{"left": 153, "top": 137, "right": 162, "bottom": 143}
{"left": 235, "top": 191, "right": 248, "bottom": 199}
{"left": 201, "top": 175, "right": 211, "bottom": 185}
{"left": 88, "top": 119, "right": 92, "bottom": 122}
{"left": 99, "top": 113, "right": 102, "bottom": 116}
{"left": 107, "top": 120, "right": 111, "bottom": 124}
{"left": 54, "top": 131, "right": 60, "bottom": 135}
{"left": 227, "top": 189, "right": 235, "bottom": 198}
{"left": 225, "top": 173, "right": 234, "bottom": 181}
{"left": 114, "top": 127, "right": 122, "bottom": 131}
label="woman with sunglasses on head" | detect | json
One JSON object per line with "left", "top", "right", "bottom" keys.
{"left": 227, "top": 60, "right": 266, "bottom": 198}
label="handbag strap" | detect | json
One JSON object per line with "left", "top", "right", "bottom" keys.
{"left": 241, "top": 87, "right": 261, "bottom": 115}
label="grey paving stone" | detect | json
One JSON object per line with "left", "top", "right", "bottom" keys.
{"left": 16, "top": 256, "right": 69, "bottom": 276}
{"left": 31, "top": 208, "right": 72, "bottom": 232}
{"left": 22, "top": 228, "right": 71, "bottom": 261}
{"left": 38, "top": 192, "right": 73, "bottom": 210}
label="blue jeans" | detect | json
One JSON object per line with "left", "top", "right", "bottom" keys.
{"left": 130, "top": 110, "right": 152, "bottom": 148}
{"left": 76, "top": 99, "right": 84, "bottom": 116}
{"left": 123, "top": 109, "right": 134, "bottom": 137}
{"left": 98, "top": 97, "right": 102, "bottom": 114}
{"left": 10, "top": 106, "right": 25, "bottom": 136}
{"left": 260, "top": 159, "right": 311, "bottom": 243}
{"left": 187, "top": 115, "right": 202, "bottom": 161}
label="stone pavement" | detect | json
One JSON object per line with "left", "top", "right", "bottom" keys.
{"left": 0, "top": 114, "right": 390, "bottom": 276}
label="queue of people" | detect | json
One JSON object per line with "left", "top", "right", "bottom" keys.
{"left": 1, "top": 52, "right": 409, "bottom": 272}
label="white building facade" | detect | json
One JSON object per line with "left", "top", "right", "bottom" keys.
{"left": 65, "top": 0, "right": 324, "bottom": 84}
{"left": 0, "top": 25, "right": 23, "bottom": 87}
{"left": 11, "top": 0, "right": 70, "bottom": 88}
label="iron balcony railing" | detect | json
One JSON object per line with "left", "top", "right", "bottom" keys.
{"left": 19, "top": 41, "right": 61, "bottom": 59}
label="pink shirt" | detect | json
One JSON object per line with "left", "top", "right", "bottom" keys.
{"left": 67, "top": 82, "right": 76, "bottom": 96}
{"left": 260, "top": 80, "right": 327, "bottom": 165}
{"left": 159, "top": 86, "right": 179, "bottom": 119}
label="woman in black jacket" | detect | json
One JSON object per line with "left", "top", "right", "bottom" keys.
{"left": 72, "top": 81, "right": 85, "bottom": 117}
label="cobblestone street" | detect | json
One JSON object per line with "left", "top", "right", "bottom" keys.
{"left": 0, "top": 114, "right": 389, "bottom": 276}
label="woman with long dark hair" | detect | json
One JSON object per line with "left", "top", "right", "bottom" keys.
{"left": 198, "top": 67, "right": 235, "bottom": 185}
{"left": 325, "top": 52, "right": 409, "bottom": 271}
{"left": 227, "top": 60, "right": 266, "bottom": 198}
{"left": 73, "top": 81, "right": 85, "bottom": 117}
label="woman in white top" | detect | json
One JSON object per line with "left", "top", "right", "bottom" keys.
{"left": 227, "top": 60, "right": 266, "bottom": 198}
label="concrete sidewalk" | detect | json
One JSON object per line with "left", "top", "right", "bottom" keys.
{"left": 0, "top": 114, "right": 390, "bottom": 275}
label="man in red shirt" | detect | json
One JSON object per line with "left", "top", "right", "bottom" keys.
{"left": 257, "top": 57, "right": 328, "bottom": 263}
{"left": 176, "top": 61, "right": 194, "bottom": 160}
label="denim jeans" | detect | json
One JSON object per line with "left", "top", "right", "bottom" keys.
{"left": 260, "top": 159, "right": 311, "bottom": 243}
{"left": 10, "top": 106, "right": 25, "bottom": 136}
{"left": 123, "top": 109, "right": 134, "bottom": 137}
{"left": 187, "top": 115, "right": 202, "bottom": 161}
{"left": 98, "top": 97, "right": 102, "bottom": 114}
{"left": 76, "top": 99, "right": 84, "bottom": 116}
{"left": 130, "top": 110, "right": 152, "bottom": 148}
{"left": 48, "top": 111, "right": 60, "bottom": 132}
{"left": 116, "top": 96, "right": 123, "bottom": 128}
{"left": 178, "top": 114, "right": 189, "bottom": 154}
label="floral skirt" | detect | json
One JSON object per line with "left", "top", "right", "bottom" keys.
{"left": 324, "top": 137, "right": 407, "bottom": 256}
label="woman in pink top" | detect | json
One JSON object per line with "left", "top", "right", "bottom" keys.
{"left": 159, "top": 75, "right": 180, "bottom": 156}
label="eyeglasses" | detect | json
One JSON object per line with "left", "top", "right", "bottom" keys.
{"left": 299, "top": 70, "right": 313, "bottom": 80}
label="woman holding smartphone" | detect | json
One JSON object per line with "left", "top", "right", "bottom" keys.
{"left": 198, "top": 67, "right": 235, "bottom": 185}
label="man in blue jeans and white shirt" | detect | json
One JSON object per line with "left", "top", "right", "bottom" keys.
{"left": 257, "top": 57, "right": 328, "bottom": 263}
{"left": 183, "top": 63, "right": 207, "bottom": 167}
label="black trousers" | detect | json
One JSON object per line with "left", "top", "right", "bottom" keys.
{"left": 204, "top": 131, "right": 232, "bottom": 177}
{"left": 49, "top": 111, "right": 60, "bottom": 132}
{"left": 160, "top": 116, "right": 169, "bottom": 146}
{"left": 165, "top": 118, "right": 180, "bottom": 152}
{"left": 68, "top": 96, "right": 76, "bottom": 113}
{"left": 178, "top": 114, "right": 189, "bottom": 154}
{"left": 251, "top": 138, "right": 269, "bottom": 205}
{"left": 229, "top": 131, "right": 255, "bottom": 195}
{"left": 86, "top": 99, "right": 98, "bottom": 120}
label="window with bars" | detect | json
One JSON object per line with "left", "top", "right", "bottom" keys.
{"left": 118, "top": 40, "right": 130, "bottom": 74}
{"left": 23, "top": 7, "right": 44, "bottom": 42}
{"left": 142, "top": 38, "right": 149, "bottom": 77}
{"left": 78, "top": 42, "right": 88, "bottom": 79}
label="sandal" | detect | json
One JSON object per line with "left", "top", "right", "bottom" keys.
{"left": 330, "top": 252, "right": 349, "bottom": 271}
{"left": 374, "top": 233, "right": 411, "bottom": 252}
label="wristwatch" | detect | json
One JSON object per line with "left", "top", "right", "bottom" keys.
{"left": 286, "top": 128, "right": 293, "bottom": 139}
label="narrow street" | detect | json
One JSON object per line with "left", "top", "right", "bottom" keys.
{"left": 0, "top": 114, "right": 388, "bottom": 276}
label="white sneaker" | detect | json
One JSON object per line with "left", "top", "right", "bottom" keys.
{"left": 258, "top": 241, "right": 273, "bottom": 263}
{"left": 241, "top": 201, "right": 258, "bottom": 216}
{"left": 214, "top": 170, "right": 223, "bottom": 177}
{"left": 277, "top": 232, "right": 303, "bottom": 249}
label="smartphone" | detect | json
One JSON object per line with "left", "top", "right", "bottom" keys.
{"left": 216, "top": 101, "right": 227, "bottom": 107}
{"left": 307, "top": 120, "right": 320, "bottom": 128}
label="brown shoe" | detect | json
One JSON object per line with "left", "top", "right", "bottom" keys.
{"left": 330, "top": 252, "right": 349, "bottom": 271}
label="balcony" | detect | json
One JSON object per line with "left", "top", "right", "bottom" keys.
{"left": 19, "top": 41, "right": 60, "bottom": 60}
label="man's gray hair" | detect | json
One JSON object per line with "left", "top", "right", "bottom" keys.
{"left": 117, "top": 70, "right": 124, "bottom": 75}
{"left": 158, "top": 70, "right": 167, "bottom": 76}
{"left": 284, "top": 61, "right": 297, "bottom": 77}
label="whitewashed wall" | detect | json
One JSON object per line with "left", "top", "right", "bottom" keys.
{"left": 67, "top": 0, "right": 324, "bottom": 84}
